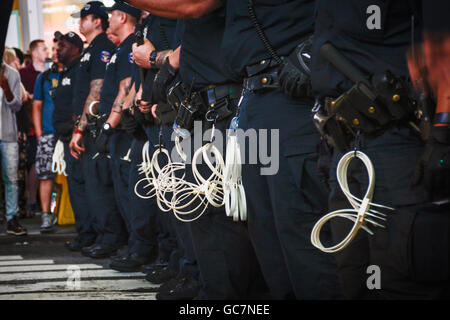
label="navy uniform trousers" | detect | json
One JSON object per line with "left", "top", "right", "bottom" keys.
{"left": 153, "top": 125, "right": 199, "bottom": 278}
{"left": 63, "top": 142, "right": 97, "bottom": 245}
{"left": 183, "top": 109, "right": 268, "bottom": 300}
{"left": 84, "top": 134, "right": 128, "bottom": 248}
{"left": 109, "top": 130, "right": 134, "bottom": 236}
{"left": 127, "top": 126, "right": 164, "bottom": 259}
{"left": 238, "top": 89, "right": 342, "bottom": 299}
{"left": 328, "top": 126, "right": 450, "bottom": 299}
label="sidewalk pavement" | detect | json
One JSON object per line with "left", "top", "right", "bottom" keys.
{"left": 0, "top": 214, "right": 77, "bottom": 245}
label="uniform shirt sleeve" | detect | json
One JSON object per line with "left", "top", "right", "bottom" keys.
{"left": 33, "top": 72, "right": 44, "bottom": 102}
{"left": 91, "top": 47, "right": 112, "bottom": 80}
{"left": 117, "top": 48, "right": 134, "bottom": 82}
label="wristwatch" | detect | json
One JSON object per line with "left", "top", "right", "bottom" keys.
{"left": 149, "top": 50, "right": 157, "bottom": 68}
{"left": 102, "top": 122, "right": 113, "bottom": 135}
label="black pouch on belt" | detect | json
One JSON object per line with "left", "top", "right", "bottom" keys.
{"left": 331, "top": 81, "right": 393, "bottom": 134}
{"left": 371, "top": 71, "right": 416, "bottom": 120}
{"left": 167, "top": 82, "right": 187, "bottom": 110}
{"left": 204, "top": 84, "right": 241, "bottom": 121}
{"left": 170, "top": 84, "right": 208, "bottom": 132}
{"left": 156, "top": 102, "right": 177, "bottom": 126}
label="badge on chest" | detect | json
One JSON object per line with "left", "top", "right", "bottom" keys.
{"left": 61, "top": 77, "right": 71, "bottom": 86}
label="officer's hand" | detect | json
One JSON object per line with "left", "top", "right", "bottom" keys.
{"left": 120, "top": 108, "right": 138, "bottom": 134}
{"left": 413, "top": 126, "right": 450, "bottom": 201}
{"left": 278, "top": 57, "right": 311, "bottom": 99}
{"left": 132, "top": 38, "right": 155, "bottom": 69}
{"left": 139, "top": 99, "right": 152, "bottom": 114}
{"left": 152, "top": 58, "right": 178, "bottom": 104}
{"left": 95, "top": 129, "right": 111, "bottom": 154}
{"left": 69, "top": 132, "right": 85, "bottom": 159}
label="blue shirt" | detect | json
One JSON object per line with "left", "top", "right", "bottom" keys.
{"left": 33, "top": 71, "right": 59, "bottom": 134}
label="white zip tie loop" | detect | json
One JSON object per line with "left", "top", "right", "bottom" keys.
{"left": 311, "top": 150, "right": 394, "bottom": 253}
{"left": 51, "top": 140, "right": 67, "bottom": 176}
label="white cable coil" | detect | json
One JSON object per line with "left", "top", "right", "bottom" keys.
{"left": 134, "top": 141, "right": 171, "bottom": 200}
{"left": 51, "top": 140, "right": 67, "bottom": 176}
{"left": 154, "top": 136, "right": 189, "bottom": 213}
{"left": 223, "top": 134, "right": 247, "bottom": 221}
{"left": 135, "top": 125, "right": 248, "bottom": 224}
{"left": 310, "top": 150, "right": 394, "bottom": 253}
{"left": 155, "top": 134, "right": 226, "bottom": 222}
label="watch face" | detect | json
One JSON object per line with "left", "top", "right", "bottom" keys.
{"left": 150, "top": 51, "right": 157, "bottom": 62}
{"left": 103, "top": 123, "right": 111, "bottom": 131}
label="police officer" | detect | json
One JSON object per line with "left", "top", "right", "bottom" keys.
{"left": 210, "top": 0, "right": 341, "bottom": 299}
{"left": 107, "top": 12, "right": 179, "bottom": 272}
{"left": 66, "top": 1, "right": 115, "bottom": 251}
{"left": 97, "top": 0, "right": 140, "bottom": 244}
{"left": 125, "top": 0, "right": 268, "bottom": 300}
{"left": 121, "top": 17, "right": 200, "bottom": 297}
{"left": 51, "top": 32, "right": 84, "bottom": 235}
{"left": 311, "top": 0, "right": 449, "bottom": 299}
{"left": 70, "top": 1, "right": 140, "bottom": 259}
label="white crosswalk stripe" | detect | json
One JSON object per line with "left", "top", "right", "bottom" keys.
{"left": 0, "top": 256, "right": 23, "bottom": 261}
{"left": 0, "top": 255, "right": 158, "bottom": 300}
{"left": 0, "top": 260, "right": 54, "bottom": 266}
{"left": 0, "top": 264, "right": 103, "bottom": 273}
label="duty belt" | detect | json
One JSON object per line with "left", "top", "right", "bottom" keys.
{"left": 243, "top": 58, "right": 280, "bottom": 91}
{"left": 169, "top": 82, "right": 242, "bottom": 132}
{"left": 199, "top": 83, "right": 242, "bottom": 119}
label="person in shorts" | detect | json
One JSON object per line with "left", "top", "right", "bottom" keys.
{"left": 32, "top": 59, "right": 59, "bottom": 233}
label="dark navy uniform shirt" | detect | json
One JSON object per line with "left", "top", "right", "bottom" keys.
{"left": 52, "top": 57, "right": 81, "bottom": 133}
{"left": 99, "top": 33, "right": 135, "bottom": 114}
{"left": 422, "top": 0, "right": 450, "bottom": 31}
{"left": 311, "top": 0, "right": 422, "bottom": 100}
{"left": 220, "top": 0, "right": 315, "bottom": 81}
{"left": 134, "top": 15, "right": 178, "bottom": 99}
{"left": 179, "top": 8, "right": 232, "bottom": 89}
{"left": 73, "top": 32, "right": 116, "bottom": 116}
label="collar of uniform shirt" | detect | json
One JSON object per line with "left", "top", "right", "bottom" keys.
{"left": 63, "top": 57, "right": 81, "bottom": 73}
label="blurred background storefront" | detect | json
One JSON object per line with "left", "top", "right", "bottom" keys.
{"left": 5, "top": 0, "right": 114, "bottom": 52}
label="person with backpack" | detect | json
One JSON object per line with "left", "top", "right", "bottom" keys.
{"left": 32, "top": 57, "right": 60, "bottom": 233}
